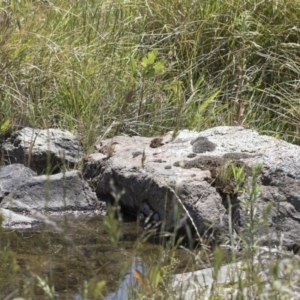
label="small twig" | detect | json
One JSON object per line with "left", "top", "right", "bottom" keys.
{"left": 141, "top": 149, "right": 146, "bottom": 168}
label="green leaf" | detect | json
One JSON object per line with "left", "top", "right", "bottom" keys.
{"left": 199, "top": 90, "right": 220, "bottom": 113}
{"left": 147, "top": 49, "right": 157, "bottom": 64}
{"left": 141, "top": 57, "right": 148, "bottom": 68}
{"left": 141, "top": 50, "right": 158, "bottom": 68}
{"left": 0, "top": 120, "right": 10, "bottom": 132}
{"left": 143, "top": 67, "right": 155, "bottom": 78}
{"left": 153, "top": 60, "right": 165, "bottom": 74}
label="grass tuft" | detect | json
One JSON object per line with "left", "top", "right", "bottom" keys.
{"left": 1, "top": 0, "right": 300, "bottom": 150}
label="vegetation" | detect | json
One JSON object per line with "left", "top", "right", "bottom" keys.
{"left": 1, "top": 0, "right": 300, "bottom": 150}
{"left": 1, "top": 0, "right": 300, "bottom": 298}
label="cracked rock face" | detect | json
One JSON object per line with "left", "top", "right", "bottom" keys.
{"left": 83, "top": 126, "right": 300, "bottom": 248}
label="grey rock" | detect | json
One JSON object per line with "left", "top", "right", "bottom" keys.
{"left": 172, "top": 261, "right": 246, "bottom": 299}
{"left": 83, "top": 131, "right": 226, "bottom": 243}
{"left": 83, "top": 126, "right": 300, "bottom": 247}
{"left": 0, "top": 164, "right": 98, "bottom": 212}
{"left": 2, "top": 127, "right": 83, "bottom": 174}
{"left": 172, "top": 250, "right": 300, "bottom": 299}
{"left": 0, "top": 208, "right": 41, "bottom": 229}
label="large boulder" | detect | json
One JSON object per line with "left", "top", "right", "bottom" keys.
{"left": 2, "top": 127, "right": 83, "bottom": 174}
{"left": 83, "top": 126, "right": 300, "bottom": 248}
{"left": 0, "top": 164, "right": 99, "bottom": 212}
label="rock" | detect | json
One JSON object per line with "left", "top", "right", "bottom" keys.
{"left": 2, "top": 127, "right": 83, "bottom": 174}
{"left": 171, "top": 252, "right": 300, "bottom": 300}
{"left": 84, "top": 133, "right": 227, "bottom": 243}
{"left": 83, "top": 126, "right": 300, "bottom": 248}
{"left": 172, "top": 261, "right": 246, "bottom": 299}
{"left": 104, "top": 251, "right": 300, "bottom": 300}
{"left": 0, "top": 164, "right": 99, "bottom": 212}
{"left": 0, "top": 208, "right": 41, "bottom": 229}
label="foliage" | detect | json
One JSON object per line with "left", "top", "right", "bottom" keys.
{"left": 1, "top": 0, "right": 300, "bottom": 151}
{"left": 1, "top": 0, "right": 300, "bottom": 298}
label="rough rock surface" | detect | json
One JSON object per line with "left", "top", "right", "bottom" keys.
{"left": 83, "top": 126, "right": 300, "bottom": 248}
{"left": 2, "top": 127, "right": 83, "bottom": 174}
{"left": 172, "top": 252, "right": 300, "bottom": 300}
{"left": 0, "top": 208, "right": 41, "bottom": 229}
{"left": 0, "top": 164, "right": 99, "bottom": 212}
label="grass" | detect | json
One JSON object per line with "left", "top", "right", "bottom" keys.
{"left": 1, "top": 0, "right": 300, "bottom": 298}
{"left": 1, "top": 0, "right": 300, "bottom": 150}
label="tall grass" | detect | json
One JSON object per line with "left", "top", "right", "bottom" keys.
{"left": 1, "top": 0, "right": 300, "bottom": 150}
